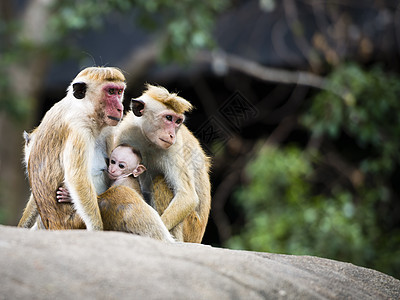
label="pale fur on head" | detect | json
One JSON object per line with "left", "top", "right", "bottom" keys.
{"left": 67, "top": 66, "right": 126, "bottom": 99}
{"left": 73, "top": 67, "right": 126, "bottom": 84}
{"left": 142, "top": 84, "right": 193, "bottom": 115}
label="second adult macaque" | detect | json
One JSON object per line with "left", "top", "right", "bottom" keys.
{"left": 115, "top": 84, "right": 212, "bottom": 243}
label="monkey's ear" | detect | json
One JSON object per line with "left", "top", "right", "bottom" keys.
{"left": 133, "top": 164, "right": 146, "bottom": 177}
{"left": 23, "top": 131, "right": 30, "bottom": 144}
{"left": 72, "top": 82, "right": 87, "bottom": 99}
{"left": 131, "top": 99, "right": 145, "bottom": 117}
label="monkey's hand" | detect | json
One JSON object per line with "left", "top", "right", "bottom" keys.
{"left": 56, "top": 187, "right": 72, "bottom": 203}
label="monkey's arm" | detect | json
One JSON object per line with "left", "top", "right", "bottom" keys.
{"left": 17, "top": 194, "right": 39, "bottom": 228}
{"left": 160, "top": 168, "right": 198, "bottom": 230}
{"left": 63, "top": 134, "right": 103, "bottom": 231}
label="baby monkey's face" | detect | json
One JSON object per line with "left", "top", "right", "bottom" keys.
{"left": 108, "top": 146, "right": 141, "bottom": 180}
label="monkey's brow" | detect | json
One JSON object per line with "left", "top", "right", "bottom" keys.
{"left": 105, "top": 78, "right": 126, "bottom": 83}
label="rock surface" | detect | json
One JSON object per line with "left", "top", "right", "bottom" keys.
{"left": 0, "top": 225, "right": 399, "bottom": 299}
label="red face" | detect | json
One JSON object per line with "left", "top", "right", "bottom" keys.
{"left": 103, "top": 83, "right": 125, "bottom": 126}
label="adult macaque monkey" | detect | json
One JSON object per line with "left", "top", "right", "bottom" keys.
{"left": 19, "top": 67, "right": 126, "bottom": 230}
{"left": 115, "top": 84, "right": 211, "bottom": 242}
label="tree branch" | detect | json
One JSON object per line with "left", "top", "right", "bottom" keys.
{"left": 196, "top": 50, "right": 345, "bottom": 99}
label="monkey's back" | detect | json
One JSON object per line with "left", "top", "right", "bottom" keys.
{"left": 180, "top": 126, "right": 211, "bottom": 243}
{"left": 28, "top": 103, "right": 85, "bottom": 229}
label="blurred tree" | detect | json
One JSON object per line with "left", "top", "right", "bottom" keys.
{"left": 227, "top": 64, "right": 400, "bottom": 279}
{"left": 0, "top": 0, "right": 227, "bottom": 224}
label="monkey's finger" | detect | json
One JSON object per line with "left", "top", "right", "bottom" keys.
{"left": 56, "top": 192, "right": 72, "bottom": 202}
{"left": 57, "top": 189, "right": 70, "bottom": 196}
{"left": 57, "top": 197, "right": 72, "bottom": 203}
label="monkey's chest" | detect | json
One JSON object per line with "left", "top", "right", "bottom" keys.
{"left": 91, "top": 148, "right": 108, "bottom": 194}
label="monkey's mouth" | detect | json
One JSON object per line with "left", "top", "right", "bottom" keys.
{"left": 107, "top": 116, "right": 121, "bottom": 122}
{"left": 159, "top": 138, "right": 172, "bottom": 145}
{"left": 106, "top": 170, "right": 118, "bottom": 180}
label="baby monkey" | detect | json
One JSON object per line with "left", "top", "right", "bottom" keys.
{"left": 56, "top": 145, "right": 174, "bottom": 242}
{"left": 107, "top": 144, "right": 146, "bottom": 188}
{"left": 57, "top": 144, "right": 146, "bottom": 202}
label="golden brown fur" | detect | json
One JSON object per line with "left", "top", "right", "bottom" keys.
{"left": 20, "top": 173, "right": 174, "bottom": 241}
{"left": 144, "top": 84, "right": 193, "bottom": 114}
{"left": 115, "top": 85, "right": 211, "bottom": 243}
{"left": 17, "top": 194, "right": 39, "bottom": 229}
{"left": 76, "top": 67, "right": 125, "bottom": 83}
{"left": 28, "top": 121, "right": 94, "bottom": 229}
{"left": 98, "top": 185, "right": 174, "bottom": 241}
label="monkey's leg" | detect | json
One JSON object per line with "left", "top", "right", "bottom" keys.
{"left": 18, "top": 194, "right": 39, "bottom": 228}
{"left": 152, "top": 176, "right": 203, "bottom": 242}
{"left": 98, "top": 186, "right": 174, "bottom": 242}
{"left": 30, "top": 215, "right": 47, "bottom": 230}
{"left": 170, "top": 222, "right": 184, "bottom": 241}
{"left": 18, "top": 192, "right": 85, "bottom": 229}
{"left": 183, "top": 212, "right": 205, "bottom": 243}
{"left": 152, "top": 175, "right": 173, "bottom": 214}
{"left": 151, "top": 176, "right": 184, "bottom": 241}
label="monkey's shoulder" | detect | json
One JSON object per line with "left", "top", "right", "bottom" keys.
{"left": 35, "top": 100, "right": 92, "bottom": 136}
{"left": 115, "top": 113, "right": 141, "bottom": 143}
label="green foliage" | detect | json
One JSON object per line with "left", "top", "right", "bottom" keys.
{"left": 228, "top": 64, "right": 400, "bottom": 279}
{"left": 302, "top": 64, "right": 400, "bottom": 176}
{"left": 229, "top": 145, "right": 400, "bottom": 278}
{"left": 161, "top": 1, "right": 227, "bottom": 60}
{"left": 48, "top": 0, "right": 228, "bottom": 60}
{"left": 229, "top": 147, "right": 373, "bottom": 262}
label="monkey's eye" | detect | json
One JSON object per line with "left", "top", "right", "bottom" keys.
{"left": 176, "top": 118, "right": 183, "bottom": 125}
{"left": 166, "top": 115, "right": 173, "bottom": 122}
{"left": 119, "top": 164, "right": 125, "bottom": 169}
{"left": 118, "top": 89, "right": 123, "bottom": 95}
{"left": 108, "top": 88, "right": 115, "bottom": 95}
{"left": 110, "top": 159, "right": 116, "bottom": 165}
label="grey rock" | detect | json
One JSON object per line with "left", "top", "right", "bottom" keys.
{"left": 0, "top": 225, "right": 398, "bottom": 299}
